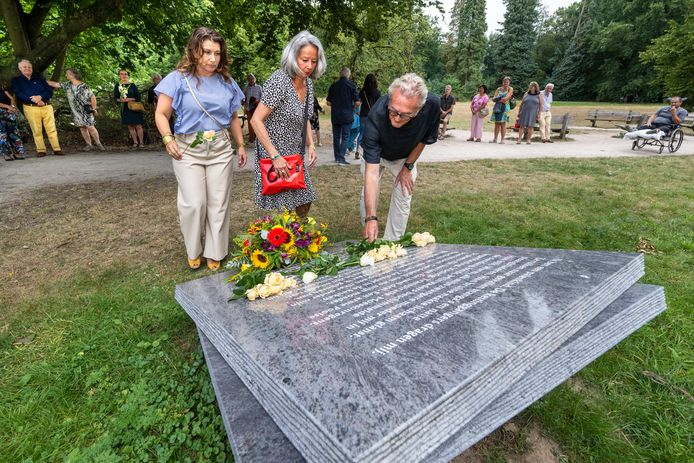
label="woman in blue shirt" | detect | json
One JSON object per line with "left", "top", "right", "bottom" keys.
{"left": 155, "top": 27, "right": 246, "bottom": 271}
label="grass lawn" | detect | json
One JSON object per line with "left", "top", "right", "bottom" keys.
{"left": 1, "top": 156, "right": 692, "bottom": 462}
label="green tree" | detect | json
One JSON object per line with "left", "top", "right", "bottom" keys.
{"left": 641, "top": 9, "right": 694, "bottom": 109}
{"left": 453, "top": 0, "right": 487, "bottom": 90}
{"left": 551, "top": 0, "right": 595, "bottom": 100}
{"left": 493, "top": 0, "right": 540, "bottom": 88}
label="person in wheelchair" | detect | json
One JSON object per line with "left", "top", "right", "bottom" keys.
{"left": 637, "top": 96, "right": 687, "bottom": 134}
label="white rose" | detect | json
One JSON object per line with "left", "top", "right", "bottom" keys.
{"left": 265, "top": 272, "right": 284, "bottom": 286}
{"left": 387, "top": 249, "right": 398, "bottom": 259}
{"left": 281, "top": 277, "right": 298, "bottom": 289}
{"left": 202, "top": 130, "right": 216, "bottom": 141}
{"left": 246, "top": 288, "right": 258, "bottom": 300}
{"left": 394, "top": 245, "right": 408, "bottom": 257}
{"left": 257, "top": 284, "right": 272, "bottom": 299}
{"left": 421, "top": 232, "right": 436, "bottom": 244}
{"left": 360, "top": 253, "right": 375, "bottom": 266}
{"left": 260, "top": 229, "right": 269, "bottom": 239}
{"left": 302, "top": 271, "right": 318, "bottom": 284}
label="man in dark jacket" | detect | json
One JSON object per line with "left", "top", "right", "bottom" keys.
{"left": 326, "top": 67, "right": 360, "bottom": 165}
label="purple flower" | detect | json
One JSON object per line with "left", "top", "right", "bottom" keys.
{"left": 295, "top": 239, "right": 310, "bottom": 249}
{"left": 261, "top": 241, "right": 275, "bottom": 251}
{"left": 281, "top": 253, "right": 288, "bottom": 258}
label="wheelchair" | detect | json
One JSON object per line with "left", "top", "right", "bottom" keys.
{"left": 631, "top": 124, "right": 684, "bottom": 154}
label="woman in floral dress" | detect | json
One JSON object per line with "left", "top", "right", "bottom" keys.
{"left": 49, "top": 68, "right": 104, "bottom": 151}
{"left": 250, "top": 31, "right": 326, "bottom": 217}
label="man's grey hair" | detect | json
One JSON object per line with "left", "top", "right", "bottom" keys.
{"left": 388, "top": 73, "right": 428, "bottom": 108}
{"left": 18, "top": 59, "right": 32, "bottom": 68}
{"left": 545, "top": 82, "right": 554, "bottom": 89}
{"left": 280, "top": 30, "right": 326, "bottom": 79}
{"left": 151, "top": 73, "right": 162, "bottom": 80}
{"left": 340, "top": 67, "right": 351, "bottom": 78}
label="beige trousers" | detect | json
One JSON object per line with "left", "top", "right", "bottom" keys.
{"left": 360, "top": 157, "right": 418, "bottom": 241}
{"left": 172, "top": 132, "right": 234, "bottom": 261}
{"left": 23, "top": 104, "right": 61, "bottom": 152}
{"left": 539, "top": 111, "right": 552, "bottom": 140}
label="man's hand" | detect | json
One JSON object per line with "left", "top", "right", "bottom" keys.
{"left": 363, "top": 219, "right": 379, "bottom": 242}
{"left": 395, "top": 167, "right": 414, "bottom": 195}
{"left": 30, "top": 95, "right": 41, "bottom": 104}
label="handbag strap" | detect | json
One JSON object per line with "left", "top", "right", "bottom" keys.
{"left": 364, "top": 92, "right": 372, "bottom": 111}
{"left": 183, "top": 74, "right": 231, "bottom": 141}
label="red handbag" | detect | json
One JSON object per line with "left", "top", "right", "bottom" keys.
{"left": 259, "top": 154, "right": 307, "bottom": 195}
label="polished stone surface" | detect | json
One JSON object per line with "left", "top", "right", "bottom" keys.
{"left": 176, "top": 244, "right": 644, "bottom": 463}
{"left": 198, "top": 284, "right": 666, "bottom": 463}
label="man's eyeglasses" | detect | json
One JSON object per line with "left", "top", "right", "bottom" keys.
{"left": 387, "top": 106, "right": 418, "bottom": 122}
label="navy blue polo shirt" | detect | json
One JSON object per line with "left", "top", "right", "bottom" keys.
{"left": 11, "top": 74, "right": 54, "bottom": 105}
{"left": 362, "top": 92, "right": 441, "bottom": 163}
{"left": 327, "top": 77, "right": 359, "bottom": 125}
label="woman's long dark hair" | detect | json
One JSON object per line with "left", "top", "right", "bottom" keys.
{"left": 177, "top": 27, "right": 231, "bottom": 83}
{"left": 361, "top": 73, "right": 378, "bottom": 98}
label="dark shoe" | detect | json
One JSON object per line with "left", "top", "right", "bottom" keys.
{"left": 339, "top": 160, "right": 351, "bottom": 165}
{"left": 4, "top": 154, "right": 14, "bottom": 161}
{"left": 53, "top": 150, "right": 64, "bottom": 156}
{"left": 37, "top": 152, "right": 46, "bottom": 158}
{"left": 14, "top": 154, "right": 25, "bottom": 160}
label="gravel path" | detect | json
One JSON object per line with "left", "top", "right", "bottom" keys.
{"left": 2, "top": 128, "right": 691, "bottom": 202}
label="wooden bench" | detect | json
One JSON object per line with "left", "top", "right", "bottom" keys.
{"left": 511, "top": 113, "right": 572, "bottom": 139}
{"left": 586, "top": 109, "right": 642, "bottom": 127}
{"left": 681, "top": 114, "right": 694, "bottom": 132}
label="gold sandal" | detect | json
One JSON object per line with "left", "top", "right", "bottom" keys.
{"left": 187, "top": 257, "right": 201, "bottom": 269}
{"left": 207, "top": 259, "right": 220, "bottom": 271}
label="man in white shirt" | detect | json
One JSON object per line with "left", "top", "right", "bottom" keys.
{"left": 540, "top": 83, "right": 554, "bottom": 143}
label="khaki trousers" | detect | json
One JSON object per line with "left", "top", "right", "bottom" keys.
{"left": 539, "top": 111, "right": 552, "bottom": 140}
{"left": 360, "top": 157, "right": 418, "bottom": 241}
{"left": 172, "top": 132, "right": 234, "bottom": 261}
{"left": 23, "top": 104, "right": 61, "bottom": 152}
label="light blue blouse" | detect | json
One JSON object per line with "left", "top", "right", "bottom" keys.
{"left": 155, "top": 70, "right": 243, "bottom": 134}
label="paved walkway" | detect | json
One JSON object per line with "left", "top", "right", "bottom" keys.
{"left": 2, "top": 129, "right": 692, "bottom": 202}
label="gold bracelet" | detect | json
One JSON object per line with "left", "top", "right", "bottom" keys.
{"left": 161, "top": 134, "right": 175, "bottom": 145}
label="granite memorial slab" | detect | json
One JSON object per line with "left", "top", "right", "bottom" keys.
{"left": 175, "top": 244, "right": 644, "bottom": 463}
{"left": 198, "top": 284, "right": 666, "bottom": 463}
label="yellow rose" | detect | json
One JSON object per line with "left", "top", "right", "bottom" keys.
{"left": 264, "top": 272, "right": 284, "bottom": 286}
{"left": 257, "top": 284, "right": 272, "bottom": 299}
{"left": 268, "top": 284, "right": 283, "bottom": 296}
{"left": 246, "top": 288, "right": 259, "bottom": 300}
{"left": 202, "top": 130, "right": 216, "bottom": 141}
{"left": 412, "top": 233, "right": 428, "bottom": 247}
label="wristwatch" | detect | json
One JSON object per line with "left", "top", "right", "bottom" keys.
{"left": 364, "top": 216, "right": 378, "bottom": 222}
{"left": 403, "top": 162, "right": 415, "bottom": 171}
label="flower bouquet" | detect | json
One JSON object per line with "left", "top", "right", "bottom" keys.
{"left": 227, "top": 210, "right": 437, "bottom": 300}
{"left": 226, "top": 211, "right": 328, "bottom": 299}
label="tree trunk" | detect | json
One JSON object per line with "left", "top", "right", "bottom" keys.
{"left": 0, "top": 0, "right": 126, "bottom": 85}
{"left": 51, "top": 47, "right": 68, "bottom": 81}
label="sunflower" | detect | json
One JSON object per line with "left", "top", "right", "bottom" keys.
{"left": 282, "top": 232, "right": 296, "bottom": 251}
{"left": 251, "top": 250, "right": 270, "bottom": 269}
{"left": 267, "top": 226, "right": 288, "bottom": 246}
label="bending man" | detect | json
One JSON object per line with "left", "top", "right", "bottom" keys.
{"left": 361, "top": 73, "right": 440, "bottom": 242}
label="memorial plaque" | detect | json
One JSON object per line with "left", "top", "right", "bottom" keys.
{"left": 176, "top": 244, "right": 644, "bottom": 463}
{"left": 198, "top": 284, "right": 666, "bottom": 463}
